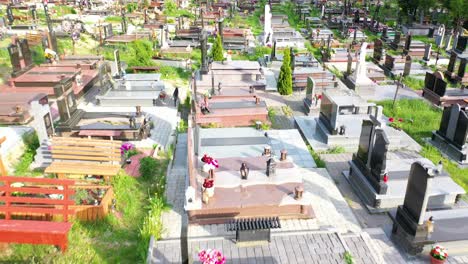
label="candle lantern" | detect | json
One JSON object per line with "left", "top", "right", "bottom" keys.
{"left": 240, "top": 162, "right": 249, "bottom": 180}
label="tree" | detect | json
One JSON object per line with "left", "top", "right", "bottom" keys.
{"left": 277, "top": 48, "right": 293, "bottom": 95}
{"left": 128, "top": 40, "right": 155, "bottom": 67}
{"left": 211, "top": 34, "right": 224, "bottom": 61}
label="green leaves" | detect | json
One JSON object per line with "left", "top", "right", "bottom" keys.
{"left": 277, "top": 48, "right": 293, "bottom": 95}
{"left": 211, "top": 34, "right": 224, "bottom": 61}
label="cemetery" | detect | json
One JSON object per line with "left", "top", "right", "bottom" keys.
{"left": 0, "top": 0, "right": 467, "bottom": 263}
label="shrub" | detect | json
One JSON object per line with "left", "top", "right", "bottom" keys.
{"left": 211, "top": 34, "right": 224, "bottom": 61}
{"left": 139, "top": 156, "right": 159, "bottom": 180}
{"left": 277, "top": 48, "right": 293, "bottom": 95}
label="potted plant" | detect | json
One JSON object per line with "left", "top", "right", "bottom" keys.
{"left": 430, "top": 245, "right": 448, "bottom": 264}
{"left": 198, "top": 249, "right": 226, "bottom": 264}
{"left": 121, "top": 142, "right": 137, "bottom": 164}
{"left": 202, "top": 178, "right": 215, "bottom": 198}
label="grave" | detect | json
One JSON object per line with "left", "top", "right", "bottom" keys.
{"left": 295, "top": 68, "right": 338, "bottom": 92}
{"left": 96, "top": 74, "right": 167, "bottom": 107}
{"left": 296, "top": 89, "right": 375, "bottom": 151}
{"left": 194, "top": 61, "right": 268, "bottom": 127}
{"left": 345, "top": 108, "right": 464, "bottom": 212}
{"left": 0, "top": 93, "right": 54, "bottom": 143}
{"left": 54, "top": 77, "right": 149, "bottom": 140}
{"left": 444, "top": 36, "right": 468, "bottom": 84}
{"left": 185, "top": 124, "right": 315, "bottom": 224}
{"left": 345, "top": 42, "right": 376, "bottom": 91}
{"left": 272, "top": 27, "right": 306, "bottom": 49}
{"left": 391, "top": 161, "right": 468, "bottom": 255}
{"left": 430, "top": 104, "right": 468, "bottom": 167}
{"left": 422, "top": 71, "right": 468, "bottom": 107}
{"left": 401, "top": 23, "right": 435, "bottom": 36}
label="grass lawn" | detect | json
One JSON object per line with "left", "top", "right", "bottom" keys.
{"left": 0, "top": 151, "right": 171, "bottom": 263}
{"left": 377, "top": 99, "right": 468, "bottom": 195}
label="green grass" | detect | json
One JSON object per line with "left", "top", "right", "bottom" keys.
{"left": 377, "top": 99, "right": 468, "bottom": 193}
{"left": 267, "top": 107, "right": 279, "bottom": 129}
{"left": 14, "top": 132, "right": 41, "bottom": 176}
{"left": 402, "top": 76, "right": 425, "bottom": 90}
{"left": 104, "top": 16, "right": 123, "bottom": 23}
{"left": 1, "top": 152, "right": 171, "bottom": 263}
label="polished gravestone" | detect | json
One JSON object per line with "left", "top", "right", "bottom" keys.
{"left": 422, "top": 71, "right": 468, "bottom": 107}
{"left": 430, "top": 104, "right": 468, "bottom": 167}
{"left": 391, "top": 162, "right": 468, "bottom": 255}
{"left": 345, "top": 110, "right": 464, "bottom": 213}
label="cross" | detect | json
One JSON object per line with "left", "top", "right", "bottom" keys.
{"left": 0, "top": 136, "right": 7, "bottom": 176}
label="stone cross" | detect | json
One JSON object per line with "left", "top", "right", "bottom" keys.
{"left": 403, "top": 55, "right": 412, "bottom": 77}
{"left": 263, "top": 4, "right": 273, "bottom": 46}
{"left": 353, "top": 42, "right": 368, "bottom": 82}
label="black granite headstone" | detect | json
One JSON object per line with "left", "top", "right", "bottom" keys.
{"left": 374, "top": 39, "right": 383, "bottom": 62}
{"left": 356, "top": 120, "right": 374, "bottom": 163}
{"left": 403, "top": 55, "right": 412, "bottom": 77}
{"left": 402, "top": 162, "right": 434, "bottom": 224}
{"left": 370, "top": 130, "right": 389, "bottom": 182}
{"left": 6, "top": 4, "right": 14, "bottom": 25}
{"left": 8, "top": 44, "right": 22, "bottom": 73}
{"left": 438, "top": 106, "right": 451, "bottom": 138}
{"left": 18, "top": 39, "right": 33, "bottom": 67}
{"left": 384, "top": 55, "right": 395, "bottom": 70}
{"left": 458, "top": 58, "right": 467, "bottom": 78}
{"left": 199, "top": 30, "right": 209, "bottom": 74}
{"left": 453, "top": 110, "right": 468, "bottom": 149}
{"left": 455, "top": 36, "right": 467, "bottom": 54}
{"left": 404, "top": 34, "right": 412, "bottom": 53}
{"left": 434, "top": 78, "right": 447, "bottom": 97}
{"left": 447, "top": 52, "right": 457, "bottom": 73}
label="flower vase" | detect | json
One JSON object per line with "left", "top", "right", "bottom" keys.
{"left": 202, "top": 163, "right": 211, "bottom": 173}
{"left": 203, "top": 186, "right": 215, "bottom": 198}
{"left": 430, "top": 257, "right": 446, "bottom": 264}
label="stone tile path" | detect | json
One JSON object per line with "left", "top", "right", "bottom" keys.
{"left": 267, "top": 129, "right": 316, "bottom": 168}
{"left": 187, "top": 232, "right": 378, "bottom": 264}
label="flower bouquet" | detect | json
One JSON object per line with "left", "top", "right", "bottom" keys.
{"left": 201, "top": 154, "right": 219, "bottom": 172}
{"left": 202, "top": 178, "right": 215, "bottom": 197}
{"left": 120, "top": 142, "right": 135, "bottom": 164}
{"left": 388, "top": 117, "right": 404, "bottom": 130}
{"left": 430, "top": 245, "right": 448, "bottom": 264}
{"left": 198, "top": 249, "right": 226, "bottom": 264}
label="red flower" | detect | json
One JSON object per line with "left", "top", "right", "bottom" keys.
{"left": 383, "top": 174, "right": 389, "bottom": 183}
{"left": 317, "top": 94, "right": 322, "bottom": 100}
{"left": 203, "top": 179, "right": 214, "bottom": 188}
{"left": 398, "top": 118, "right": 403, "bottom": 122}
{"left": 389, "top": 117, "right": 394, "bottom": 122}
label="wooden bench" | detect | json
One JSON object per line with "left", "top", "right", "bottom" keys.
{"left": 0, "top": 176, "right": 75, "bottom": 252}
{"left": 45, "top": 137, "right": 122, "bottom": 182}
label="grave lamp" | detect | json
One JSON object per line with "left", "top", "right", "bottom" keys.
{"left": 240, "top": 162, "right": 249, "bottom": 180}
{"left": 383, "top": 173, "right": 389, "bottom": 183}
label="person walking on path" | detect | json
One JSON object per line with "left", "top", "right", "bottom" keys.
{"left": 173, "top": 86, "right": 179, "bottom": 107}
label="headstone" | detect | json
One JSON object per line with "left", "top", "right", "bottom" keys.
{"left": 199, "top": 30, "right": 209, "bottom": 74}
{"left": 306, "top": 77, "right": 316, "bottom": 102}
{"left": 347, "top": 51, "right": 353, "bottom": 75}
{"left": 443, "top": 30, "right": 453, "bottom": 50}
{"left": 447, "top": 52, "right": 457, "bottom": 73}
{"left": 114, "top": 49, "right": 122, "bottom": 78}
{"left": 321, "top": 5, "right": 325, "bottom": 18}
{"left": 353, "top": 42, "right": 368, "bottom": 82}
{"left": 382, "top": 27, "right": 388, "bottom": 40}
{"left": 41, "top": 36, "right": 50, "bottom": 50}
{"left": 404, "top": 33, "right": 412, "bottom": 53}
{"left": 435, "top": 25, "right": 445, "bottom": 48}
{"left": 121, "top": 9, "right": 127, "bottom": 34}
{"left": 401, "top": 162, "right": 435, "bottom": 225}
{"left": 384, "top": 55, "right": 395, "bottom": 71}
{"left": 354, "top": 9, "right": 360, "bottom": 23}
{"left": 266, "top": 157, "right": 276, "bottom": 177}
{"left": 218, "top": 18, "right": 224, "bottom": 44}
{"left": 18, "top": 39, "right": 33, "bottom": 67}
{"left": 31, "top": 5, "right": 37, "bottom": 21}
{"left": 393, "top": 32, "right": 401, "bottom": 47}
{"left": 458, "top": 58, "right": 467, "bottom": 79}
{"left": 373, "top": 39, "right": 383, "bottom": 62}
{"left": 403, "top": 55, "right": 412, "bottom": 77}
{"left": 271, "top": 41, "right": 276, "bottom": 60}
{"left": 6, "top": 4, "right": 13, "bottom": 25}
{"left": 8, "top": 44, "right": 21, "bottom": 73}
{"left": 423, "top": 43, "right": 432, "bottom": 61}
{"left": 455, "top": 36, "right": 467, "bottom": 54}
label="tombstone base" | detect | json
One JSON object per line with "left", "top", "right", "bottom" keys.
{"left": 390, "top": 207, "right": 432, "bottom": 255}
{"left": 430, "top": 132, "right": 468, "bottom": 168}
{"left": 345, "top": 75, "right": 376, "bottom": 93}
{"left": 344, "top": 161, "right": 389, "bottom": 213}
{"left": 303, "top": 98, "right": 320, "bottom": 115}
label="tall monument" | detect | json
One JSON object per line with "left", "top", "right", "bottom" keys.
{"left": 263, "top": 4, "right": 273, "bottom": 46}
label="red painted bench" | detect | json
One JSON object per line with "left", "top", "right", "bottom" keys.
{"left": 0, "top": 176, "right": 75, "bottom": 252}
